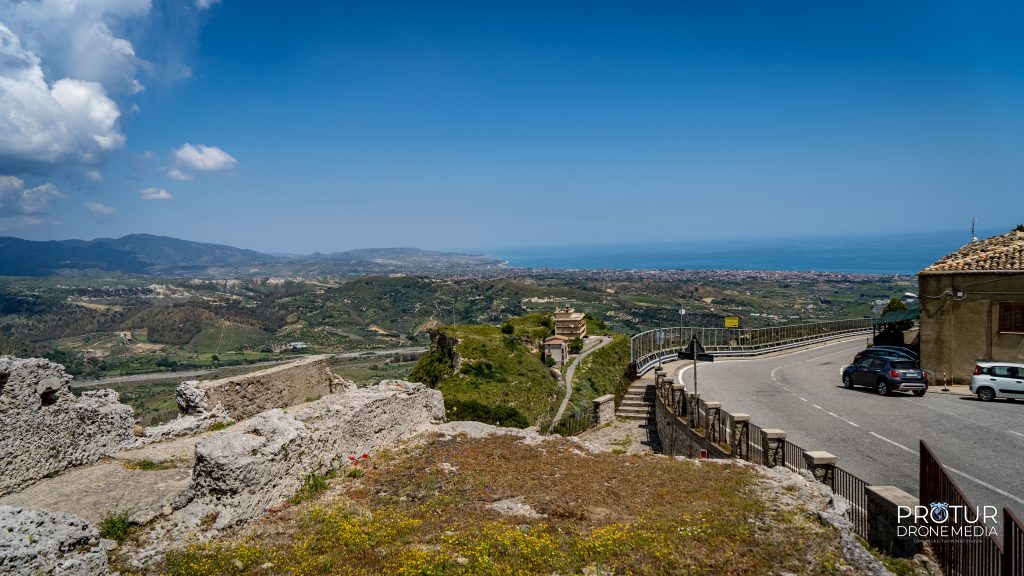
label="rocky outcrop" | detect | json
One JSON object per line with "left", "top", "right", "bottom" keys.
{"left": 175, "top": 355, "right": 339, "bottom": 421}
{"left": 0, "top": 356, "right": 135, "bottom": 496}
{"left": 0, "top": 506, "right": 113, "bottom": 576}
{"left": 129, "top": 379, "right": 445, "bottom": 565}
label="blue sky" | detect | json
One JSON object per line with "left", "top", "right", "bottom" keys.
{"left": 1, "top": 1, "right": 1022, "bottom": 253}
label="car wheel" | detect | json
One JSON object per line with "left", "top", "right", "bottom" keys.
{"left": 876, "top": 380, "right": 889, "bottom": 396}
{"left": 913, "top": 386, "right": 927, "bottom": 397}
{"left": 977, "top": 387, "right": 996, "bottom": 402}
{"left": 843, "top": 374, "right": 853, "bottom": 389}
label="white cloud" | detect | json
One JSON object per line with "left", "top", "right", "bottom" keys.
{"left": 85, "top": 170, "right": 103, "bottom": 182}
{"left": 0, "top": 176, "right": 66, "bottom": 216}
{"left": 167, "top": 168, "right": 193, "bottom": 181}
{"left": 140, "top": 187, "right": 172, "bottom": 200}
{"left": 174, "top": 143, "right": 237, "bottom": 172}
{"left": 196, "top": 0, "right": 222, "bottom": 10}
{"left": 0, "top": 0, "right": 151, "bottom": 98}
{"left": 0, "top": 23, "right": 125, "bottom": 171}
{"left": 84, "top": 201, "right": 116, "bottom": 216}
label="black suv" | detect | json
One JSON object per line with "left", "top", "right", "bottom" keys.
{"left": 842, "top": 356, "right": 928, "bottom": 396}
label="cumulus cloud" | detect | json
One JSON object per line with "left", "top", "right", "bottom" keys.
{"left": 0, "top": 0, "right": 151, "bottom": 98}
{"left": 196, "top": 0, "right": 222, "bottom": 10}
{"left": 174, "top": 143, "right": 237, "bottom": 172}
{"left": 85, "top": 170, "right": 103, "bottom": 183}
{"left": 167, "top": 168, "right": 192, "bottom": 181}
{"left": 0, "top": 23, "right": 125, "bottom": 172}
{"left": 84, "top": 201, "right": 116, "bottom": 216}
{"left": 140, "top": 187, "right": 172, "bottom": 200}
{"left": 0, "top": 175, "right": 65, "bottom": 214}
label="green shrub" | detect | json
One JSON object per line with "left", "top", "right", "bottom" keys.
{"left": 99, "top": 510, "right": 131, "bottom": 542}
{"left": 290, "top": 469, "right": 337, "bottom": 504}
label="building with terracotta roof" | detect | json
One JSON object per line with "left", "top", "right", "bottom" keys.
{"left": 553, "top": 307, "right": 587, "bottom": 341}
{"left": 543, "top": 335, "right": 570, "bottom": 365}
{"left": 919, "top": 230, "right": 1024, "bottom": 384}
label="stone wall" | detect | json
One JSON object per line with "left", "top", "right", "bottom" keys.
{"left": 131, "top": 380, "right": 445, "bottom": 563}
{"left": 0, "top": 357, "right": 135, "bottom": 497}
{"left": 176, "top": 355, "right": 339, "bottom": 421}
{"left": 592, "top": 394, "right": 615, "bottom": 425}
{"left": 654, "top": 391, "right": 730, "bottom": 459}
{"left": 0, "top": 506, "right": 114, "bottom": 575}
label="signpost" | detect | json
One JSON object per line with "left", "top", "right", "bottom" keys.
{"left": 679, "top": 336, "right": 714, "bottom": 395}
{"left": 656, "top": 329, "right": 665, "bottom": 367}
{"left": 724, "top": 316, "right": 740, "bottom": 328}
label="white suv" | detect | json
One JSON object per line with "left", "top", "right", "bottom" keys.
{"left": 971, "top": 362, "right": 1024, "bottom": 402}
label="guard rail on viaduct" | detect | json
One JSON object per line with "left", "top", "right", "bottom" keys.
{"left": 630, "top": 318, "right": 874, "bottom": 377}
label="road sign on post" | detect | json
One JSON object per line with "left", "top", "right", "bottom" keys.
{"left": 678, "top": 336, "right": 713, "bottom": 396}
{"left": 724, "top": 316, "right": 740, "bottom": 328}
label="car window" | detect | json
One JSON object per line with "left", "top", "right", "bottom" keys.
{"left": 991, "top": 366, "right": 1014, "bottom": 378}
{"left": 892, "top": 361, "right": 917, "bottom": 369}
{"left": 869, "top": 358, "right": 886, "bottom": 369}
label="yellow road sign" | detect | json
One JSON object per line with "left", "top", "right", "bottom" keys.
{"left": 724, "top": 316, "right": 740, "bottom": 328}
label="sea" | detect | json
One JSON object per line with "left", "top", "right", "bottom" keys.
{"left": 486, "top": 231, "right": 984, "bottom": 275}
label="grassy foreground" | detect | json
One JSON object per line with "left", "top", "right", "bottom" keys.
{"left": 155, "top": 434, "right": 857, "bottom": 576}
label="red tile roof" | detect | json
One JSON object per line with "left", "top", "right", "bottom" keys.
{"left": 921, "top": 230, "right": 1024, "bottom": 273}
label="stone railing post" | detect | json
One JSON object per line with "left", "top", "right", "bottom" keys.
{"left": 803, "top": 451, "right": 837, "bottom": 489}
{"left": 866, "top": 486, "right": 920, "bottom": 558}
{"left": 592, "top": 394, "right": 616, "bottom": 426}
{"left": 672, "top": 384, "right": 686, "bottom": 417}
{"left": 760, "top": 429, "right": 786, "bottom": 468}
{"left": 731, "top": 413, "right": 750, "bottom": 460}
{"left": 704, "top": 401, "right": 721, "bottom": 443}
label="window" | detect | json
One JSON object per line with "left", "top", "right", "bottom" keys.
{"left": 990, "top": 366, "right": 1018, "bottom": 378}
{"left": 999, "top": 302, "right": 1024, "bottom": 333}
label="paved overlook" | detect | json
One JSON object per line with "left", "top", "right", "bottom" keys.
{"left": 663, "top": 337, "right": 1024, "bottom": 521}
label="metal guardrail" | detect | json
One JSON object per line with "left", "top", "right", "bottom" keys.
{"left": 919, "top": 440, "right": 1024, "bottom": 576}
{"left": 631, "top": 319, "right": 874, "bottom": 376}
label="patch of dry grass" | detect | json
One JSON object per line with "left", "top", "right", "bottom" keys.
{"left": 159, "top": 434, "right": 858, "bottom": 575}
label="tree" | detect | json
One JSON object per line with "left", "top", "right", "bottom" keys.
{"left": 1015, "top": 224, "right": 1024, "bottom": 232}
{"left": 881, "top": 297, "right": 914, "bottom": 331}
{"left": 500, "top": 322, "right": 514, "bottom": 335}
{"left": 569, "top": 337, "right": 584, "bottom": 354}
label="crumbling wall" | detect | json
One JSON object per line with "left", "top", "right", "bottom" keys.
{"left": 176, "top": 355, "right": 340, "bottom": 421}
{"left": 131, "top": 380, "right": 444, "bottom": 564}
{"left": 0, "top": 505, "right": 114, "bottom": 576}
{"left": 0, "top": 357, "right": 135, "bottom": 496}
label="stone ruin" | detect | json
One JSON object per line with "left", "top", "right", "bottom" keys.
{"left": 0, "top": 356, "right": 136, "bottom": 497}
{"left": 0, "top": 354, "right": 446, "bottom": 574}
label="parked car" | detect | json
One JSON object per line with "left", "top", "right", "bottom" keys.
{"left": 842, "top": 356, "right": 929, "bottom": 396}
{"left": 851, "top": 346, "right": 919, "bottom": 365}
{"left": 970, "top": 362, "right": 1024, "bottom": 401}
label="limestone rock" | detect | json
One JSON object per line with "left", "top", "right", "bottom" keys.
{"left": 0, "top": 505, "right": 112, "bottom": 576}
{"left": 0, "top": 356, "right": 135, "bottom": 496}
{"left": 130, "top": 379, "right": 444, "bottom": 563}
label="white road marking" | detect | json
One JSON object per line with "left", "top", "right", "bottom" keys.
{"left": 813, "top": 404, "right": 824, "bottom": 410}
{"left": 944, "top": 466, "right": 1024, "bottom": 506}
{"left": 799, "top": 397, "right": 808, "bottom": 402}
{"left": 1009, "top": 430, "right": 1024, "bottom": 438}
{"left": 869, "top": 432, "right": 918, "bottom": 455}
{"left": 845, "top": 420, "right": 860, "bottom": 428}
{"left": 827, "top": 412, "right": 840, "bottom": 418}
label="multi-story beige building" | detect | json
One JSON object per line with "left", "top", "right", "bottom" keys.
{"left": 553, "top": 307, "right": 586, "bottom": 340}
{"left": 543, "top": 336, "right": 569, "bottom": 365}
{"left": 919, "top": 230, "right": 1024, "bottom": 384}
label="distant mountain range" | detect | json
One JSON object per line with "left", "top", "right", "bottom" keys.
{"left": 0, "top": 234, "right": 505, "bottom": 277}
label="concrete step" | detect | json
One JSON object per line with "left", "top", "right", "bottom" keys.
{"left": 619, "top": 399, "right": 652, "bottom": 408}
{"left": 616, "top": 406, "right": 655, "bottom": 418}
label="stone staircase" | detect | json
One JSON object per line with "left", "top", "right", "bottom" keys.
{"left": 616, "top": 380, "right": 656, "bottom": 421}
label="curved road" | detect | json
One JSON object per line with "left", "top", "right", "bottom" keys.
{"left": 551, "top": 336, "right": 612, "bottom": 428}
{"left": 666, "top": 338, "right": 1024, "bottom": 520}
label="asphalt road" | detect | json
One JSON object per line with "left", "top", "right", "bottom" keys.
{"left": 551, "top": 336, "right": 613, "bottom": 427}
{"left": 667, "top": 337, "right": 1024, "bottom": 520}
